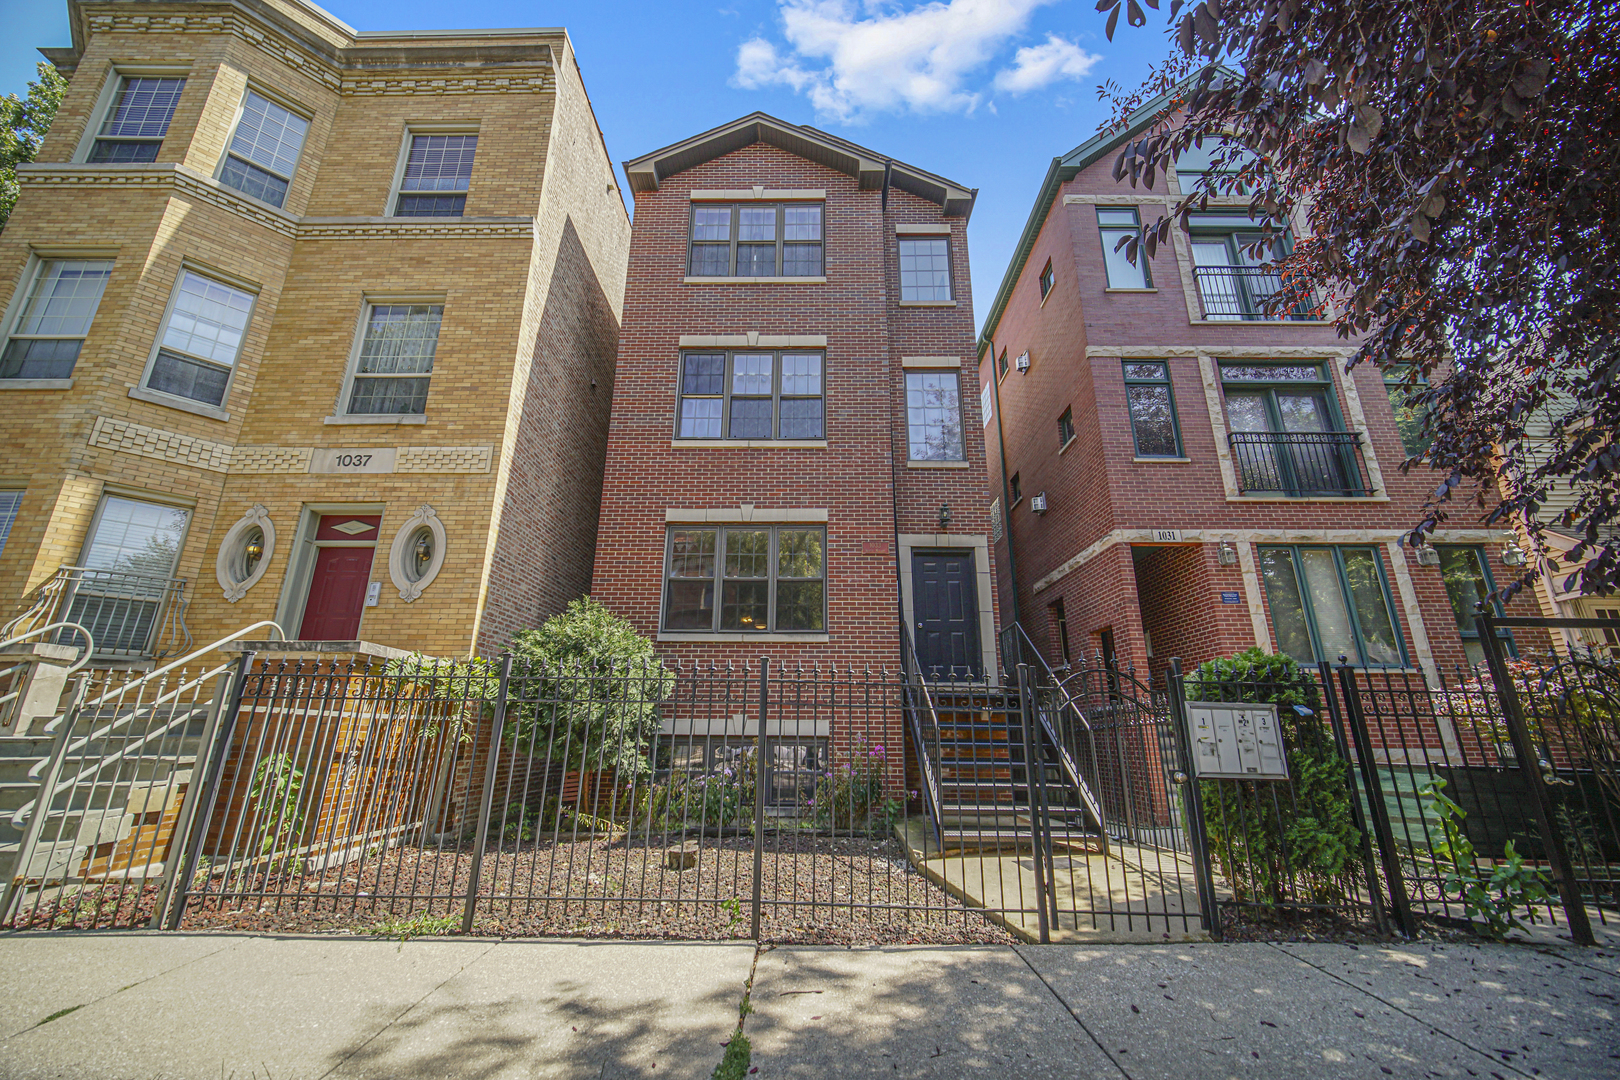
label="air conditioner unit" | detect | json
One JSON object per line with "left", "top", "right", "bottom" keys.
{"left": 1030, "top": 492, "right": 1048, "bottom": 514}
{"left": 1014, "top": 351, "right": 1031, "bottom": 373}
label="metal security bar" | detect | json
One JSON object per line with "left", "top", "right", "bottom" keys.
{"left": 2, "top": 566, "right": 192, "bottom": 661}
{"left": 1228, "top": 431, "right": 1373, "bottom": 497}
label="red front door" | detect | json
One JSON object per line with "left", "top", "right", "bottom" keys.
{"left": 298, "top": 545, "right": 375, "bottom": 640}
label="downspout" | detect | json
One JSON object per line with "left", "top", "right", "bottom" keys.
{"left": 986, "top": 337, "right": 1022, "bottom": 634}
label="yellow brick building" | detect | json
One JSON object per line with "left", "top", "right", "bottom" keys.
{"left": 0, "top": 0, "right": 630, "bottom": 662}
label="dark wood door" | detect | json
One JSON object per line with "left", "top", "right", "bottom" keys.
{"left": 298, "top": 546, "right": 374, "bottom": 640}
{"left": 912, "top": 550, "right": 981, "bottom": 679}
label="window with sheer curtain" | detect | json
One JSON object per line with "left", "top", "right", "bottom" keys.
{"left": 1259, "top": 545, "right": 1405, "bottom": 667}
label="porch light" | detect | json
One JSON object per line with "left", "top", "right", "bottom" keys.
{"left": 412, "top": 530, "right": 434, "bottom": 579}
{"left": 938, "top": 504, "right": 952, "bottom": 529}
{"left": 1415, "top": 544, "right": 1441, "bottom": 567}
{"left": 242, "top": 528, "right": 264, "bottom": 576}
{"left": 1502, "top": 542, "right": 1526, "bottom": 566}
{"left": 1217, "top": 540, "right": 1238, "bottom": 566}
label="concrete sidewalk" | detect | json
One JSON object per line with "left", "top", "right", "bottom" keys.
{"left": 0, "top": 933, "right": 1615, "bottom": 1079}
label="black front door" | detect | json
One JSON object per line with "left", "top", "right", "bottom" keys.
{"left": 912, "top": 550, "right": 981, "bottom": 679}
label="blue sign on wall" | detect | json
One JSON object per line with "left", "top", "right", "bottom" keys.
{"left": 1219, "top": 591, "right": 1242, "bottom": 604}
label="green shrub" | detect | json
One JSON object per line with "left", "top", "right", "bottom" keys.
{"left": 1420, "top": 777, "right": 1551, "bottom": 939}
{"left": 808, "top": 737, "right": 900, "bottom": 832}
{"left": 636, "top": 750, "right": 756, "bottom": 829}
{"left": 1189, "top": 648, "right": 1362, "bottom": 908}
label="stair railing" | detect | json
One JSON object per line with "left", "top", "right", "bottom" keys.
{"left": 999, "top": 622, "right": 1107, "bottom": 835}
{"left": 899, "top": 623, "right": 945, "bottom": 848}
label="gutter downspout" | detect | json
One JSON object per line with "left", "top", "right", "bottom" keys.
{"left": 986, "top": 338, "right": 1022, "bottom": 635}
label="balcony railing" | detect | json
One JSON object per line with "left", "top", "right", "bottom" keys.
{"left": 1229, "top": 431, "right": 1374, "bottom": 497}
{"left": 2, "top": 566, "right": 192, "bottom": 661}
{"left": 1193, "top": 265, "right": 1319, "bottom": 321}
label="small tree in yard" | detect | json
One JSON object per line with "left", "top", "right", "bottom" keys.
{"left": 1, "top": 63, "right": 66, "bottom": 232}
{"left": 506, "top": 598, "right": 673, "bottom": 778}
{"left": 1093, "top": 0, "right": 1620, "bottom": 598}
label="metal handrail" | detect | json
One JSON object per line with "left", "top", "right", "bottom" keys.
{"left": 1192, "top": 264, "right": 1318, "bottom": 320}
{"left": 79, "top": 620, "right": 285, "bottom": 712}
{"left": 899, "top": 624, "right": 945, "bottom": 845}
{"left": 2, "top": 566, "right": 192, "bottom": 660}
{"left": 1227, "top": 430, "right": 1374, "bottom": 497}
{"left": 999, "top": 622, "right": 1107, "bottom": 831}
{"left": 0, "top": 621, "right": 96, "bottom": 676}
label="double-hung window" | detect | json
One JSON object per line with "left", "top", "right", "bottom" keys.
{"left": 1384, "top": 365, "right": 1432, "bottom": 459}
{"left": 218, "top": 90, "right": 309, "bottom": 209}
{"left": 898, "top": 238, "right": 952, "bottom": 302}
{"left": 906, "top": 371, "right": 964, "bottom": 461}
{"left": 88, "top": 76, "right": 184, "bottom": 163}
{"left": 394, "top": 133, "right": 477, "bottom": 217}
{"left": 677, "top": 350, "right": 823, "bottom": 440}
{"left": 1259, "top": 545, "right": 1406, "bottom": 666}
{"left": 1057, "top": 407, "right": 1075, "bottom": 448}
{"left": 145, "top": 270, "right": 255, "bottom": 408}
{"left": 0, "top": 489, "right": 20, "bottom": 559}
{"left": 1436, "top": 546, "right": 1515, "bottom": 667}
{"left": 1038, "top": 259, "right": 1055, "bottom": 301}
{"left": 2, "top": 260, "right": 113, "bottom": 380}
{"left": 688, "top": 203, "right": 823, "bottom": 277}
{"left": 1098, "top": 208, "right": 1151, "bottom": 289}
{"left": 1122, "top": 361, "right": 1182, "bottom": 457}
{"left": 346, "top": 303, "right": 443, "bottom": 415}
{"left": 663, "top": 525, "right": 826, "bottom": 633}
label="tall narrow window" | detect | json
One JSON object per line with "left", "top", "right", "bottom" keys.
{"left": 89, "top": 76, "right": 184, "bottom": 163}
{"left": 1259, "top": 545, "right": 1405, "bottom": 666}
{"left": 1436, "top": 546, "right": 1515, "bottom": 666}
{"left": 145, "top": 270, "right": 255, "bottom": 408}
{"left": 899, "top": 238, "right": 952, "bottom": 302}
{"left": 347, "top": 303, "right": 443, "bottom": 415}
{"left": 1122, "top": 361, "right": 1182, "bottom": 457}
{"left": 1057, "top": 406, "right": 1075, "bottom": 448}
{"left": 1385, "top": 366, "right": 1432, "bottom": 459}
{"left": 687, "top": 204, "right": 822, "bottom": 277}
{"left": 980, "top": 381, "right": 993, "bottom": 428}
{"left": 1039, "top": 259, "right": 1055, "bottom": 301}
{"left": 675, "top": 350, "right": 823, "bottom": 440}
{"left": 997, "top": 348, "right": 1008, "bottom": 380}
{"left": 1010, "top": 472, "right": 1022, "bottom": 503}
{"left": 218, "top": 90, "right": 309, "bottom": 209}
{"left": 2, "top": 260, "right": 113, "bottom": 380}
{"left": 1049, "top": 597, "right": 1070, "bottom": 665}
{"left": 0, "top": 489, "right": 20, "bottom": 559}
{"left": 906, "top": 371, "right": 964, "bottom": 461}
{"left": 1098, "top": 208, "right": 1151, "bottom": 289}
{"left": 394, "top": 134, "right": 477, "bottom": 217}
{"left": 663, "top": 526, "right": 825, "bottom": 633}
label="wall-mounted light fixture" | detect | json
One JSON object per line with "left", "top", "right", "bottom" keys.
{"left": 1502, "top": 541, "right": 1527, "bottom": 566}
{"left": 938, "top": 504, "right": 952, "bottom": 529}
{"left": 1217, "top": 540, "right": 1238, "bottom": 566}
{"left": 1415, "top": 544, "right": 1442, "bottom": 567}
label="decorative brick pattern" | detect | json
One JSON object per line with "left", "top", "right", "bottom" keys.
{"left": 89, "top": 416, "right": 233, "bottom": 473}
{"left": 397, "top": 446, "right": 493, "bottom": 474}
{"left": 229, "top": 446, "right": 315, "bottom": 474}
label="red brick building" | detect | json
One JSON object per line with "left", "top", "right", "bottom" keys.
{"left": 591, "top": 114, "right": 1001, "bottom": 679}
{"left": 977, "top": 95, "right": 1546, "bottom": 684}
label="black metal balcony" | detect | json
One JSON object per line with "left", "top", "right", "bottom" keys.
{"left": 1229, "top": 431, "right": 1374, "bottom": 497}
{"left": 1194, "top": 265, "right": 1319, "bottom": 321}
{"left": 2, "top": 566, "right": 191, "bottom": 661}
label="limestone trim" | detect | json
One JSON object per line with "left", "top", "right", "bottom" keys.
{"left": 1385, "top": 538, "right": 1445, "bottom": 695}
{"left": 215, "top": 503, "right": 276, "bottom": 602}
{"left": 901, "top": 356, "right": 962, "bottom": 369}
{"left": 1196, "top": 354, "right": 1242, "bottom": 500}
{"left": 231, "top": 446, "right": 314, "bottom": 473}
{"left": 88, "top": 415, "right": 232, "bottom": 473}
{"left": 677, "top": 333, "right": 828, "bottom": 348}
{"left": 1233, "top": 538, "right": 1272, "bottom": 651}
{"left": 1063, "top": 194, "right": 1179, "bottom": 206}
{"left": 396, "top": 446, "right": 493, "bottom": 473}
{"left": 387, "top": 505, "right": 446, "bottom": 602}
{"left": 688, "top": 189, "right": 825, "bottom": 201}
{"left": 664, "top": 507, "right": 829, "bottom": 523}
{"left": 1029, "top": 527, "right": 1516, "bottom": 595}
{"left": 1086, "top": 345, "right": 1357, "bottom": 358}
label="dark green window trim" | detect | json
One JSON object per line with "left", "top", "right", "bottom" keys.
{"left": 1435, "top": 545, "right": 1517, "bottom": 657}
{"left": 1122, "top": 360, "right": 1183, "bottom": 457}
{"left": 1259, "top": 544, "right": 1409, "bottom": 668}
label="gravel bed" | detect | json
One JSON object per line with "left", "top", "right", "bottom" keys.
{"left": 157, "top": 833, "right": 1014, "bottom": 945}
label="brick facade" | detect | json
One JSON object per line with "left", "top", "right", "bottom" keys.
{"left": 980, "top": 106, "right": 1549, "bottom": 685}
{"left": 0, "top": 0, "right": 629, "bottom": 661}
{"left": 590, "top": 118, "right": 1001, "bottom": 677}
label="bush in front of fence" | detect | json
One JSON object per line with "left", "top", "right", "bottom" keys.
{"left": 506, "top": 598, "right": 675, "bottom": 779}
{"left": 807, "top": 737, "right": 901, "bottom": 833}
{"left": 634, "top": 748, "right": 757, "bottom": 830}
{"left": 1191, "top": 648, "right": 1363, "bottom": 911}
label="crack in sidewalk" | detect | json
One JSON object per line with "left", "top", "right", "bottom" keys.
{"left": 316, "top": 939, "right": 500, "bottom": 1079}
{"left": 1267, "top": 942, "right": 1539, "bottom": 1079}
{"left": 1012, "top": 945, "right": 1134, "bottom": 1080}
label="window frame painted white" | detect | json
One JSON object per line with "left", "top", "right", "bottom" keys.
{"left": 213, "top": 84, "right": 312, "bottom": 210}
{"left": 131, "top": 264, "right": 260, "bottom": 421}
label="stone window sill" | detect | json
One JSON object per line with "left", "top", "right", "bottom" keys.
{"left": 1229, "top": 494, "right": 1389, "bottom": 503}
{"left": 1193, "top": 318, "right": 1332, "bottom": 326}
{"left": 658, "top": 632, "right": 831, "bottom": 643}
{"left": 325, "top": 414, "right": 429, "bottom": 425}
{"left": 907, "top": 459, "right": 971, "bottom": 468}
{"left": 899, "top": 300, "right": 957, "bottom": 307}
{"left": 1057, "top": 436, "right": 1077, "bottom": 456}
{"left": 0, "top": 378, "right": 73, "bottom": 390}
{"left": 683, "top": 276, "right": 826, "bottom": 285}
{"left": 1106, "top": 287, "right": 1158, "bottom": 294}
{"left": 1134, "top": 456, "right": 1191, "bottom": 463}
{"left": 670, "top": 439, "right": 827, "bottom": 449}
{"left": 128, "top": 384, "right": 230, "bottom": 421}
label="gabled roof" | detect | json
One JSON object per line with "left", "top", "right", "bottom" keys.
{"left": 622, "top": 112, "right": 977, "bottom": 220}
{"left": 976, "top": 73, "right": 1224, "bottom": 357}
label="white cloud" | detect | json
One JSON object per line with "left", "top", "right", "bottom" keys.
{"left": 733, "top": 0, "right": 1060, "bottom": 121}
{"left": 992, "top": 34, "right": 1101, "bottom": 94}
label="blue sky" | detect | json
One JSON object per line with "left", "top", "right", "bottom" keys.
{"left": 1, "top": 0, "right": 1172, "bottom": 329}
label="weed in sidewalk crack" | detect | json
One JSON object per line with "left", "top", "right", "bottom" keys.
{"left": 35, "top": 1004, "right": 83, "bottom": 1027}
